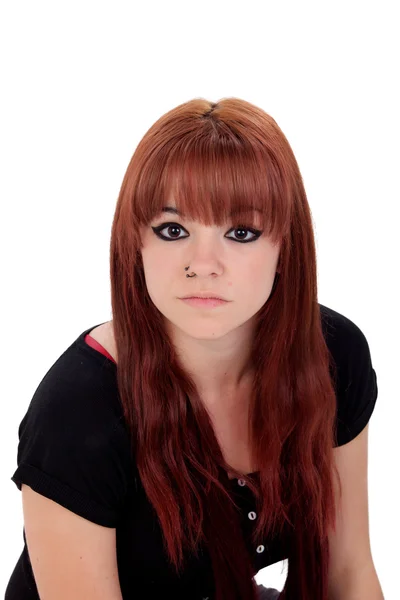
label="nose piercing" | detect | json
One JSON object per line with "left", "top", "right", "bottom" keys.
{"left": 184, "top": 266, "right": 196, "bottom": 278}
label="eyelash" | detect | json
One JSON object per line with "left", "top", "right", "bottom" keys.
{"left": 151, "top": 222, "right": 263, "bottom": 243}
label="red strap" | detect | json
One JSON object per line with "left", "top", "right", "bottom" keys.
{"left": 84, "top": 334, "right": 116, "bottom": 364}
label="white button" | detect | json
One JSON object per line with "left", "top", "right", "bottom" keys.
{"left": 248, "top": 511, "right": 257, "bottom": 520}
{"left": 256, "top": 544, "right": 265, "bottom": 553}
{"left": 237, "top": 478, "right": 246, "bottom": 486}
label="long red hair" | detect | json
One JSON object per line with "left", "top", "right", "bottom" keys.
{"left": 109, "top": 97, "right": 340, "bottom": 600}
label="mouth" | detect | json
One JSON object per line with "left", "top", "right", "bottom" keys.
{"left": 180, "top": 293, "right": 229, "bottom": 301}
{"left": 179, "top": 297, "right": 229, "bottom": 308}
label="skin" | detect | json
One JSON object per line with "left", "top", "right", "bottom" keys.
{"left": 139, "top": 201, "right": 281, "bottom": 406}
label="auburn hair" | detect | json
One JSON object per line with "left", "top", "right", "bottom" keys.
{"left": 109, "top": 97, "right": 341, "bottom": 600}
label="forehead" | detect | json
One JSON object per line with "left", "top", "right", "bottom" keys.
{"left": 157, "top": 205, "right": 264, "bottom": 221}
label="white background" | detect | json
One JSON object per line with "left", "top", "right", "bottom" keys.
{"left": 1, "top": 1, "right": 397, "bottom": 596}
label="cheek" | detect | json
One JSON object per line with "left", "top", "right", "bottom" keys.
{"left": 246, "top": 254, "right": 274, "bottom": 278}
{"left": 143, "top": 259, "right": 173, "bottom": 303}
{"left": 141, "top": 253, "right": 159, "bottom": 293}
{"left": 240, "top": 260, "right": 277, "bottom": 300}
{"left": 142, "top": 248, "right": 164, "bottom": 277}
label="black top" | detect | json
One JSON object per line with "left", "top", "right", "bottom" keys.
{"left": 5, "top": 304, "right": 378, "bottom": 600}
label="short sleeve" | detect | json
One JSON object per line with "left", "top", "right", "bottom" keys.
{"left": 330, "top": 311, "right": 379, "bottom": 447}
{"left": 10, "top": 351, "right": 132, "bottom": 528}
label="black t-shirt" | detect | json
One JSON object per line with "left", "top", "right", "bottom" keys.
{"left": 5, "top": 304, "right": 378, "bottom": 600}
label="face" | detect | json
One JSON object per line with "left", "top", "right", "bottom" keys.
{"left": 139, "top": 204, "right": 281, "bottom": 342}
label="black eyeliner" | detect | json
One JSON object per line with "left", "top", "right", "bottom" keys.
{"left": 151, "top": 222, "right": 263, "bottom": 243}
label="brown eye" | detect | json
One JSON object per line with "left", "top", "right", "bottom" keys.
{"left": 164, "top": 225, "right": 183, "bottom": 239}
{"left": 151, "top": 223, "right": 188, "bottom": 241}
{"left": 151, "top": 222, "right": 262, "bottom": 243}
{"left": 226, "top": 226, "right": 262, "bottom": 243}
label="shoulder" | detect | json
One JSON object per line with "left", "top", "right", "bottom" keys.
{"left": 11, "top": 323, "right": 133, "bottom": 526}
{"left": 319, "top": 303, "right": 371, "bottom": 350}
{"left": 319, "top": 303, "right": 376, "bottom": 377}
{"left": 14, "top": 322, "right": 128, "bottom": 472}
{"left": 318, "top": 304, "right": 378, "bottom": 446}
{"left": 87, "top": 321, "right": 118, "bottom": 363}
{"left": 23, "top": 322, "right": 121, "bottom": 427}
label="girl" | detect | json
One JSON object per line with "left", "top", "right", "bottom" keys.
{"left": 6, "top": 98, "right": 379, "bottom": 599}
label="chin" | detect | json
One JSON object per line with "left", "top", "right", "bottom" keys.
{"left": 177, "top": 321, "right": 236, "bottom": 339}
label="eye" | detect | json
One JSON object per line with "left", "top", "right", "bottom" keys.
{"left": 151, "top": 223, "right": 189, "bottom": 241}
{"left": 151, "top": 222, "right": 262, "bottom": 243}
{"left": 226, "top": 225, "right": 262, "bottom": 243}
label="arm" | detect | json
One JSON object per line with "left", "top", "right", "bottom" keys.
{"left": 327, "top": 424, "right": 384, "bottom": 599}
{"left": 22, "top": 484, "right": 124, "bottom": 599}
{"left": 329, "top": 562, "right": 384, "bottom": 600}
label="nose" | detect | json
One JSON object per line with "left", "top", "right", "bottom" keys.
{"left": 185, "top": 233, "right": 224, "bottom": 278}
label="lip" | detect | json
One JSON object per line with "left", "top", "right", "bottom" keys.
{"left": 180, "top": 297, "right": 229, "bottom": 308}
{"left": 180, "top": 293, "right": 228, "bottom": 300}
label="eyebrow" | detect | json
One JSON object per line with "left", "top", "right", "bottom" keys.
{"left": 160, "top": 206, "right": 262, "bottom": 217}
